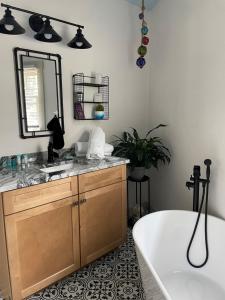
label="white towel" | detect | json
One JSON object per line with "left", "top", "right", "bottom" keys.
{"left": 86, "top": 127, "right": 106, "bottom": 159}
{"left": 104, "top": 152, "right": 113, "bottom": 157}
{"left": 76, "top": 151, "right": 113, "bottom": 158}
{"left": 75, "top": 142, "right": 114, "bottom": 154}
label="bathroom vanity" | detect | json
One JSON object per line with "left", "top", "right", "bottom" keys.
{"left": 0, "top": 159, "right": 128, "bottom": 300}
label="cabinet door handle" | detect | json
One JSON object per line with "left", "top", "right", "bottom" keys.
{"left": 80, "top": 198, "right": 87, "bottom": 205}
{"left": 73, "top": 200, "right": 79, "bottom": 206}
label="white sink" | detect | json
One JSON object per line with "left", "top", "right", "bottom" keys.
{"left": 40, "top": 163, "right": 75, "bottom": 174}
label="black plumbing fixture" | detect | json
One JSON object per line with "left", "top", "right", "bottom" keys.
{"left": 186, "top": 159, "right": 212, "bottom": 268}
{"left": 186, "top": 163, "right": 210, "bottom": 212}
{"left": 47, "top": 142, "right": 54, "bottom": 164}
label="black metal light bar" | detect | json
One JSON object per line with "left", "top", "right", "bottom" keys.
{"left": 1, "top": 3, "right": 84, "bottom": 29}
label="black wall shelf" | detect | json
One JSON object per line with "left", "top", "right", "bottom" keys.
{"left": 79, "top": 101, "right": 108, "bottom": 104}
{"left": 73, "top": 73, "right": 109, "bottom": 120}
{"left": 75, "top": 82, "right": 108, "bottom": 88}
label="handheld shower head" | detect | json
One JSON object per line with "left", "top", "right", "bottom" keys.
{"left": 204, "top": 159, "right": 212, "bottom": 166}
{"left": 204, "top": 159, "right": 212, "bottom": 180}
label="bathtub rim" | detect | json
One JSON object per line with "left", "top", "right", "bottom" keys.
{"left": 132, "top": 210, "right": 225, "bottom": 300}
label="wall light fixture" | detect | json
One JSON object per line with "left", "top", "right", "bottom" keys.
{"left": 0, "top": 3, "right": 92, "bottom": 49}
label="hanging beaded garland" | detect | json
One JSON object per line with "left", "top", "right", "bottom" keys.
{"left": 136, "top": 0, "right": 149, "bottom": 69}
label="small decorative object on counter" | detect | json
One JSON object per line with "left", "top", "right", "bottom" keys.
{"left": 136, "top": 0, "right": 150, "bottom": 69}
{"left": 21, "top": 154, "right": 28, "bottom": 170}
{"left": 16, "top": 155, "right": 21, "bottom": 166}
{"left": 11, "top": 156, "right": 17, "bottom": 171}
{"left": 95, "top": 104, "right": 105, "bottom": 120}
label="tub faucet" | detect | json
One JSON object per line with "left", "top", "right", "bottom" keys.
{"left": 186, "top": 165, "right": 201, "bottom": 212}
{"left": 186, "top": 159, "right": 212, "bottom": 268}
{"left": 186, "top": 160, "right": 211, "bottom": 212}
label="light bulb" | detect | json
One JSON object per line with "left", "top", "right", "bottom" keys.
{"left": 44, "top": 33, "right": 52, "bottom": 40}
{"left": 4, "top": 24, "right": 14, "bottom": 31}
{"left": 76, "top": 41, "right": 83, "bottom": 47}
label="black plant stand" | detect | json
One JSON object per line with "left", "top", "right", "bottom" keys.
{"left": 127, "top": 175, "right": 151, "bottom": 227}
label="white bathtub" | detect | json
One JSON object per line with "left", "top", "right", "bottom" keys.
{"left": 133, "top": 210, "right": 225, "bottom": 300}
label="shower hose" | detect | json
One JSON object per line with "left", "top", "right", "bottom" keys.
{"left": 186, "top": 179, "right": 210, "bottom": 268}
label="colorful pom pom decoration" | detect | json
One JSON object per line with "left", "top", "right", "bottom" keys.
{"left": 142, "top": 36, "right": 149, "bottom": 45}
{"left": 139, "top": 13, "right": 144, "bottom": 20}
{"left": 138, "top": 45, "right": 147, "bottom": 57}
{"left": 141, "top": 26, "right": 148, "bottom": 35}
{"left": 136, "top": 57, "right": 146, "bottom": 68}
{"left": 136, "top": 0, "right": 150, "bottom": 69}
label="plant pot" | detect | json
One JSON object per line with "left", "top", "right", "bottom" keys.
{"left": 95, "top": 111, "right": 104, "bottom": 120}
{"left": 131, "top": 167, "right": 146, "bottom": 180}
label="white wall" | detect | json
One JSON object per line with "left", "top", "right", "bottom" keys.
{"left": 0, "top": 0, "right": 148, "bottom": 156}
{"left": 148, "top": 0, "right": 225, "bottom": 218}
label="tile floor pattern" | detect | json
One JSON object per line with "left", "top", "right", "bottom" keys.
{"left": 29, "top": 231, "right": 146, "bottom": 300}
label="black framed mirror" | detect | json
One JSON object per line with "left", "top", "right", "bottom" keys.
{"left": 14, "top": 47, "right": 64, "bottom": 139}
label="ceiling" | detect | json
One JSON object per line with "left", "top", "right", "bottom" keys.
{"left": 127, "top": 0, "right": 157, "bottom": 10}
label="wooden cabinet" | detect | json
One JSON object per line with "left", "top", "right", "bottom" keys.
{"left": 79, "top": 181, "right": 127, "bottom": 266}
{"left": 5, "top": 196, "right": 80, "bottom": 300}
{"left": 0, "top": 165, "right": 127, "bottom": 300}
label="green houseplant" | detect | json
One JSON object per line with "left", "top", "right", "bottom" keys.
{"left": 95, "top": 104, "right": 104, "bottom": 111}
{"left": 113, "top": 124, "right": 171, "bottom": 180}
{"left": 95, "top": 104, "right": 104, "bottom": 120}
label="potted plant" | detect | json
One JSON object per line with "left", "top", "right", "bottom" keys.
{"left": 113, "top": 124, "right": 171, "bottom": 180}
{"left": 95, "top": 104, "right": 104, "bottom": 120}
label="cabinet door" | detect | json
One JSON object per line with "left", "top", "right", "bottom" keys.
{"left": 5, "top": 196, "right": 80, "bottom": 300}
{"left": 79, "top": 181, "right": 127, "bottom": 267}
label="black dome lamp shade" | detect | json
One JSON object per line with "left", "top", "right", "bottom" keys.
{"left": 34, "top": 18, "right": 62, "bottom": 42}
{"left": 68, "top": 27, "right": 92, "bottom": 49}
{"left": 0, "top": 8, "right": 25, "bottom": 35}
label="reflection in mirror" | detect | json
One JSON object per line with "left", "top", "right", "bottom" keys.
{"left": 22, "top": 56, "right": 58, "bottom": 132}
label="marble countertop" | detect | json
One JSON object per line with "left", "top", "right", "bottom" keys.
{"left": 0, "top": 157, "right": 130, "bottom": 193}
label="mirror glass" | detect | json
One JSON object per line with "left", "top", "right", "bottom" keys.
{"left": 14, "top": 48, "right": 64, "bottom": 139}
{"left": 22, "top": 56, "right": 58, "bottom": 132}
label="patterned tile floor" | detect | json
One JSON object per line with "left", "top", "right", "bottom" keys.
{"left": 29, "top": 231, "right": 146, "bottom": 300}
